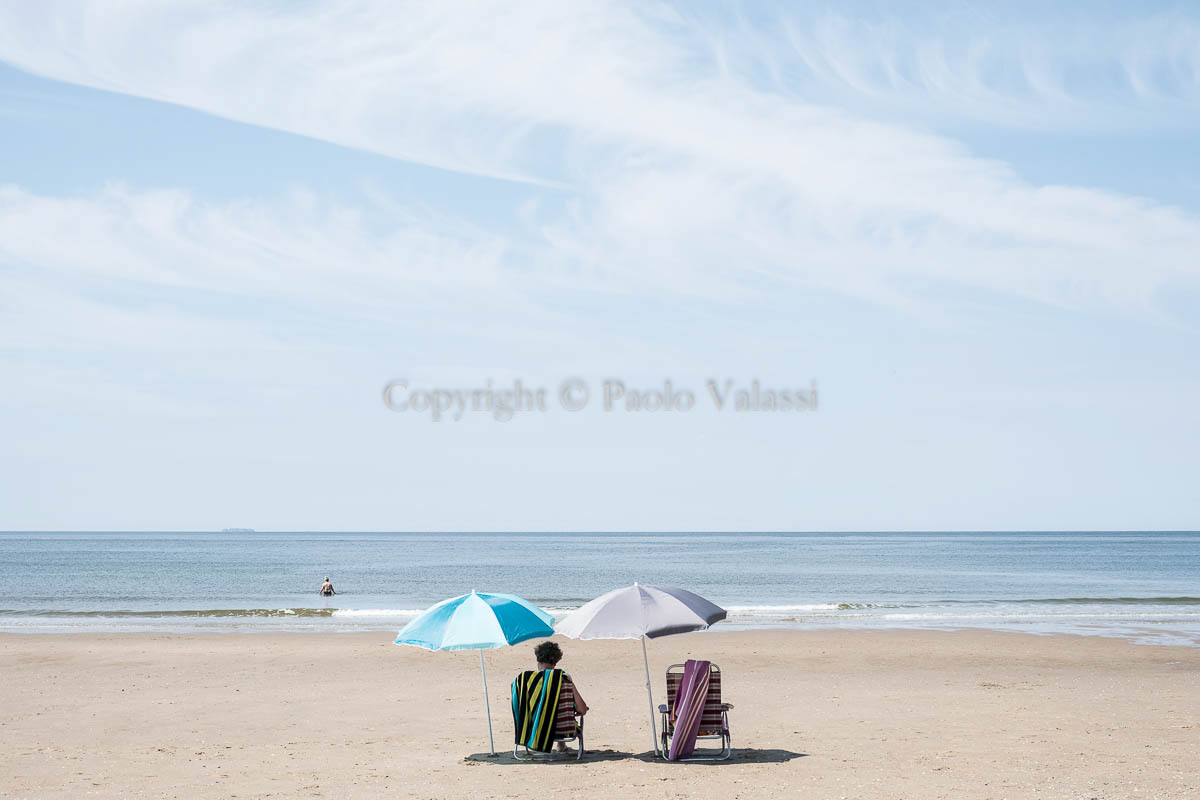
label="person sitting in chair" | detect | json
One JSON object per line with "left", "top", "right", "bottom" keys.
{"left": 532, "top": 641, "right": 588, "bottom": 753}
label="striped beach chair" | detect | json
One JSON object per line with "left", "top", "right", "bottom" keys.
{"left": 511, "top": 670, "right": 586, "bottom": 760}
{"left": 657, "top": 661, "right": 733, "bottom": 760}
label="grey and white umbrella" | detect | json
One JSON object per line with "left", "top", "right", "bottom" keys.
{"left": 555, "top": 583, "right": 726, "bottom": 755}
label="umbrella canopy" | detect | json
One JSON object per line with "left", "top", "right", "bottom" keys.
{"left": 396, "top": 591, "right": 554, "bottom": 651}
{"left": 395, "top": 591, "right": 555, "bottom": 754}
{"left": 556, "top": 583, "right": 726, "bottom": 756}
{"left": 555, "top": 583, "right": 726, "bottom": 640}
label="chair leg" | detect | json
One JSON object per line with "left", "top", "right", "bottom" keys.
{"left": 717, "top": 708, "right": 732, "bottom": 760}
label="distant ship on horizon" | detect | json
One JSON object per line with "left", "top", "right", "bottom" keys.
{"left": 221, "top": 528, "right": 256, "bottom": 533}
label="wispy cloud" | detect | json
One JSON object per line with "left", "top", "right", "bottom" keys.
{"left": 0, "top": 181, "right": 534, "bottom": 364}
{"left": 769, "top": 6, "right": 1200, "bottom": 131}
{"left": 0, "top": 0, "right": 1198, "bottom": 322}
{"left": 0, "top": 182, "right": 519, "bottom": 307}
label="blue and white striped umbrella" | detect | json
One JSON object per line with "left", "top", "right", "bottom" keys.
{"left": 395, "top": 591, "right": 555, "bottom": 754}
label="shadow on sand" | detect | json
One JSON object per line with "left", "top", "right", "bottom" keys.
{"left": 464, "top": 748, "right": 806, "bottom": 766}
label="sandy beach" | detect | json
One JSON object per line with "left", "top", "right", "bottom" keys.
{"left": 1, "top": 630, "right": 1196, "bottom": 799}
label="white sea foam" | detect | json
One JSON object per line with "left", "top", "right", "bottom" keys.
{"left": 330, "top": 609, "right": 426, "bottom": 617}
{"left": 724, "top": 604, "right": 843, "bottom": 612}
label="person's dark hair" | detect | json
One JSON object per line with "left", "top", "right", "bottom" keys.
{"left": 534, "top": 641, "right": 562, "bottom": 665}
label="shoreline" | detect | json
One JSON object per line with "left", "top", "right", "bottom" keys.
{"left": 2, "top": 625, "right": 1198, "bottom": 650}
{"left": 2, "top": 623, "right": 1197, "bottom": 649}
{"left": 4, "top": 628, "right": 1197, "bottom": 798}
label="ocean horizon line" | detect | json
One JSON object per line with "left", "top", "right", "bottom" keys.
{"left": 3, "top": 529, "right": 1199, "bottom": 536}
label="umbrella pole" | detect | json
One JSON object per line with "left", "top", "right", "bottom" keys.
{"left": 479, "top": 649, "right": 495, "bottom": 755}
{"left": 642, "top": 636, "right": 659, "bottom": 756}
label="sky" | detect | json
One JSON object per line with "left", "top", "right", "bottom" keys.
{"left": 1, "top": 0, "right": 1198, "bottom": 532}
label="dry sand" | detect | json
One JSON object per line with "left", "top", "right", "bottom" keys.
{"left": 1, "top": 630, "right": 1197, "bottom": 799}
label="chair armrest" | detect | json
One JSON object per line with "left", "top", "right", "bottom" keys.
{"left": 658, "top": 704, "right": 668, "bottom": 713}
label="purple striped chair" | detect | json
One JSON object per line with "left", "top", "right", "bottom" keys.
{"left": 657, "top": 662, "right": 733, "bottom": 760}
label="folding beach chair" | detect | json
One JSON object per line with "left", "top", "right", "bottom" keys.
{"left": 658, "top": 661, "right": 733, "bottom": 760}
{"left": 511, "top": 670, "right": 586, "bottom": 761}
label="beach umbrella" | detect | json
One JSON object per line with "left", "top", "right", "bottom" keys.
{"left": 555, "top": 583, "right": 726, "bottom": 755}
{"left": 395, "top": 591, "right": 555, "bottom": 755}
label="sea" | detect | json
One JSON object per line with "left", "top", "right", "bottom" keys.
{"left": 2, "top": 531, "right": 1198, "bottom": 646}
